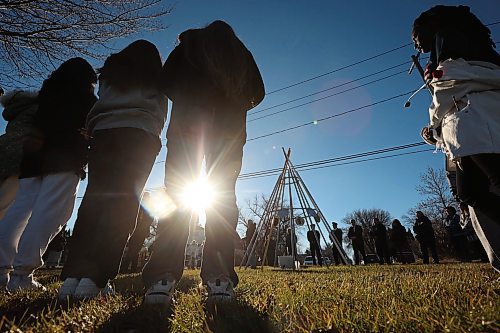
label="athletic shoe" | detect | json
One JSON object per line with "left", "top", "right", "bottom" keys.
{"left": 204, "top": 276, "right": 235, "bottom": 304}
{"left": 73, "top": 278, "right": 115, "bottom": 299}
{"left": 7, "top": 274, "right": 46, "bottom": 292}
{"left": 57, "top": 278, "right": 80, "bottom": 300}
{"left": 143, "top": 279, "right": 176, "bottom": 307}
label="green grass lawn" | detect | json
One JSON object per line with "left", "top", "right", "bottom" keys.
{"left": 0, "top": 264, "right": 499, "bottom": 332}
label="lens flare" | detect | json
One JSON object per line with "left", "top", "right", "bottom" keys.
{"left": 181, "top": 177, "right": 215, "bottom": 210}
{"left": 142, "top": 189, "right": 176, "bottom": 219}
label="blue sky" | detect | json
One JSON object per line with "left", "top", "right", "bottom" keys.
{"left": 1, "top": 0, "right": 499, "bottom": 239}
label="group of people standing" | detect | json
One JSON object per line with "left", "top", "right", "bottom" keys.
{"left": 346, "top": 218, "right": 416, "bottom": 265}
{"left": 0, "top": 20, "right": 264, "bottom": 308}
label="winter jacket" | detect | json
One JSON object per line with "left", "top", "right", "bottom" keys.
{"left": 428, "top": 59, "right": 500, "bottom": 160}
{"left": 162, "top": 29, "right": 265, "bottom": 112}
{"left": 371, "top": 223, "right": 388, "bottom": 244}
{"left": 0, "top": 90, "right": 38, "bottom": 180}
{"left": 86, "top": 81, "right": 168, "bottom": 139}
{"left": 413, "top": 215, "right": 436, "bottom": 243}
{"left": 390, "top": 224, "right": 410, "bottom": 250}
{"left": 307, "top": 229, "right": 320, "bottom": 245}
{"left": 19, "top": 86, "right": 97, "bottom": 179}
{"left": 444, "top": 213, "right": 464, "bottom": 236}
{"left": 348, "top": 225, "right": 364, "bottom": 245}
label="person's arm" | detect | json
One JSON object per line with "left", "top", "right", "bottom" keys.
{"left": 242, "top": 49, "right": 265, "bottom": 110}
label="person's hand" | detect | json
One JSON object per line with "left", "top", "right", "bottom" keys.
{"left": 420, "top": 126, "right": 437, "bottom": 145}
{"left": 424, "top": 62, "right": 444, "bottom": 82}
{"left": 424, "top": 63, "right": 433, "bottom": 83}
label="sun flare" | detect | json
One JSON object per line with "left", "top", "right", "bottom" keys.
{"left": 181, "top": 177, "right": 215, "bottom": 211}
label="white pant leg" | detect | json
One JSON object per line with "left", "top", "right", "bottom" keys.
{"left": 469, "top": 206, "right": 500, "bottom": 273}
{"left": 0, "top": 176, "right": 20, "bottom": 220}
{"left": 0, "top": 178, "right": 41, "bottom": 270}
{"left": 13, "top": 172, "right": 79, "bottom": 272}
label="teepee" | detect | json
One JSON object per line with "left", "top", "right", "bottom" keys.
{"left": 241, "top": 148, "right": 350, "bottom": 270}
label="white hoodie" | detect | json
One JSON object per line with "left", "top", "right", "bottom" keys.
{"left": 86, "top": 81, "right": 168, "bottom": 138}
{"left": 429, "top": 59, "right": 500, "bottom": 160}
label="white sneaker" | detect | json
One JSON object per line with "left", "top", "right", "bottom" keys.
{"left": 144, "top": 279, "right": 176, "bottom": 307}
{"left": 205, "top": 276, "right": 235, "bottom": 304}
{"left": 73, "top": 278, "right": 115, "bottom": 299}
{"left": 7, "top": 274, "right": 46, "bottom": 292}
{"left": 57, "top": 278, "right": 80, "bottom": 300}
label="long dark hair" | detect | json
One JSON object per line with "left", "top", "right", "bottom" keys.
{"left": 412, "top": 6, "right": 500, "bottom": 66}
{"left": 180, "top": 20, "right": 254, "bottom": 99}
{"left": 36, "top": 57, "right": 97, "bottom": 131}
{"left": 98, "top": 39, "right": 163, "bottom": 91}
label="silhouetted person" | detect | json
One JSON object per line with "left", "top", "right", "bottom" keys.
{"left": 371, "top": 218, "right": 391, "bottom": 264}
{"left": 185, "top": 240, "right": 198, "bottom": 270}
{"left": 307, "top": 224, "right": 322, "bottom": 266}
{"left": 60, "top": 41, "right": 167, "bottom": 300}
{"left": 348, "top": 219, "right": 366, "bottom": 265}
{"left": 285, "top": 228, "right": 297, "bottom": 257}
{"left": 413, "top": 211, "right": 439, "bottom": 264}
{"left": 0, "top": 89, "right": 38, "bottom": 220}
{"left": 390, "top": 219, "right": 411, "bottom": 264}
{"left": 142, "top": 20, "right": 264, "bottom": 305}
{"left": 1, "top": 58, "right": 97, "bottom": 291}
{"left": 329, "top": 222, "right": 344, "bottom": 265}
{"left": 121, "top": 193, "right": 155, "bottom": 273}
{"left": 244, "top": 220, "right": 256, "bottom": 250}
{"left": 444, "top": 206, "right": 470, "bottom": 262}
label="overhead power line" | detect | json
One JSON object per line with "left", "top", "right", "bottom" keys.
{"left": 248, "top": 69, "right": 408, "bottom": 122}
{"left": 247, "top": 90, "right": 414, "bottom": 142}
{"left": 238, "top": 147, "right": 433, "bottom": 181}
{"left": 238, "top": 142, "right": 427, "bottom": 178}
{"left": 263, "top": 19, "right": 499, "bottom": 96}
{"left": 249, "top": 61, "right": 412, "bottom": 115}
{"left": 265, "top": 43, "right": 412, "bottom": 95}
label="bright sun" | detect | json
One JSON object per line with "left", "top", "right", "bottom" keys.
{"left": 181, "top": 177, "right": 215, "bottom": 210}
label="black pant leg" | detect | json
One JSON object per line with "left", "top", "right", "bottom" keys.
{"left": 62, "top": 129, "right": 158, "bottom": 287}
{"left": 457, "top": 154, "right": 500, "bottom": 225}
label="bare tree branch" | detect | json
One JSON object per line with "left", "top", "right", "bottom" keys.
{"left": 0, "top": 0, "right": 173, "bottom": 89}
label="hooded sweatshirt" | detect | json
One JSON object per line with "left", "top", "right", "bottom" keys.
{"left": 0, "top": 90, "right": 38, "bottom": 180}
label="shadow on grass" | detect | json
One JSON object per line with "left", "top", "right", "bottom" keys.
{"left": 96, "top": 275, "right": 199, "bottom": 333}
{"left": 204, "top": 299, "right": 275, "bottom": 333}
{"left": 0, "top": 290, "right": 80, "bottom": 331}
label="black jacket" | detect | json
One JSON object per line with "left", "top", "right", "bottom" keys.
{"left": 19, "top": 87, "right": 96, "bottom": 179}
{"left": 348, "top": 225, "right": 364, "bottom": 244}
{"left": 413, "top": 215, "right": 436, "bottom": 243}
{"left": 162, "top": 29, "right": 265, "bottom": 111}
{"left": 330, "top": 228, "right": 343, "bottom": 244}
{"left": 371, "top": 223, "right": 388, "bottom": 244}
{"left": 307, "top": 229, "right": 320, "bottom": 246}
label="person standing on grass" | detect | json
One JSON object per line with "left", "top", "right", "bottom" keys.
{"left": 329, "top": 222, "right": 344, "bottom": 265}
{"left": 141, "top": 20, "right": 264, "bottom": 307}
{"left": 412, "top": 5, "right": 500, "bottom": 271}
{"left": 390, "top": 219, "right": 411, "bottom": 264}
{"left": 413, "top": 211, "right": 439, "bottom": 264}
{"left": 444, "top": 206, "right": 470, "bottom": 262}
{"left": 59, "top": 40, "right": 167, "bottom": 300}
{"left": 0, "top": 58, "right": 97, "bottom": 291}
{"left": 185, "top": 240, "right": 198, "bottom": 270}
{"left": 371, "top": 218, "right": 391, "bottom": 264}
{"left": 0, "top": 89, "right": 39, "bottom": 220}
{"left": 286, "top": 227, "right": 297, "bottom": 257}
{"left": 348, "top": 219, "right": 366, "bottom": 265}
{"left": 307, "top": 224, "right": 322, "bottom": 266}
